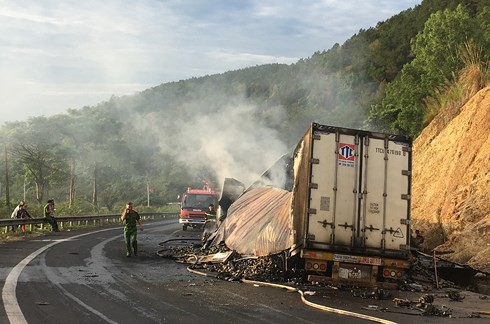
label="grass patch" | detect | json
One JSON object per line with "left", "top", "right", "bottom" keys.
{"left": 422, "top": 41, "right": 489, "bottom": 129}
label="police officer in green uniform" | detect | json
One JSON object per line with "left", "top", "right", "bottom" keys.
{"left": 120, "top": 202, "right": 143, "bottom": 257}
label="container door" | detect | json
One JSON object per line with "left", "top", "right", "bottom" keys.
{"left": 307, "top": 131, "right": 359, "bottom": 249}
{"left": 360, "top": 137, "right": 410, "bottom": 252}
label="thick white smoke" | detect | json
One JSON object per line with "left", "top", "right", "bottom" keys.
{"left": 134, "top": 95, "right": 289, "bottom": 188}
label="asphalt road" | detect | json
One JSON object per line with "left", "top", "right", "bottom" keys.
{"left": 2, "top": 220, "right": 488, "bottom": 324}
{"left": 0, "top": 220, "right": 369, "bottom": 324}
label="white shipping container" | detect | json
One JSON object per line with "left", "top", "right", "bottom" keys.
{"left": 295, "top": 123, "right": 411, "bottom": 259}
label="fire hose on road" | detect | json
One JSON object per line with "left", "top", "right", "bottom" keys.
{"left": 186, "top": 266, "right": 397, "bottom": 324}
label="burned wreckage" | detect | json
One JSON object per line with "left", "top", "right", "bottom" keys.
{"left": 163, "top": 123, "right": 419, "bottom": 288}
{"left": 158, "top": 123, "right": 490, "bottom": 319}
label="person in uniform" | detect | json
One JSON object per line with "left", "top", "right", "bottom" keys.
{"left": 201, "top": 204, "right": 217, "bottom": 244}
{"left": 205, "top": 203, "right": 217, "bottom": 220}
{"left": 120, "top": 202, "right": 143, "bottom": 257}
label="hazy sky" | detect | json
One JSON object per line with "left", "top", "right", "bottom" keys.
{"left": 0, "top": 0, "right": 422, "bottom": 125}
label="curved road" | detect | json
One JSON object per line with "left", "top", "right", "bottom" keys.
{"left": 1, "top": 220, "right": 369, "bottom": 324}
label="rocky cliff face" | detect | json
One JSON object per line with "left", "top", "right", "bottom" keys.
{"left": 412, "top": 87, "right": 490, "bottom": 272}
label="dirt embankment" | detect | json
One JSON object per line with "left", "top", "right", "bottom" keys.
{"left": 411, "top": 86, "right": 490, "bottom": 272}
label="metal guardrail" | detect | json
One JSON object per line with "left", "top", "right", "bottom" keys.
{"left": 0, "top": 212, "right": 179, "bottom": 234}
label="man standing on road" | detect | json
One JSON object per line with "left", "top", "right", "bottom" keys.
{"left": 120, "top": 202, "right": 143, "bottom": 257}
{"left": 44, "top": 199, "right": 59, "bottom": 232}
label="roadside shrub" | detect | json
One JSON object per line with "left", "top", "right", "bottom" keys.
{"left": 420, "top": 221, "right": 449, "bottom": 252}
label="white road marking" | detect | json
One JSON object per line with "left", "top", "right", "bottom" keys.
{"left": 2, "top": 228, "right": 119, "bottom": 324}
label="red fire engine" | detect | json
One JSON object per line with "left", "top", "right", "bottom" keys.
{"left": 179, "top": 183, "right": 218, "bottom": 231}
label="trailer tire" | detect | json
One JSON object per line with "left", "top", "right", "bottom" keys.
{"left": 183, "top": 224, "right": 188, "bottom": 231}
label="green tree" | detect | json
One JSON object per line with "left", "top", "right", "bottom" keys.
{"left": 369, "top": 4, "right": 481, "bottom": 136}
{"left": 7, "top": 118, "right": 70, "bottom": 204}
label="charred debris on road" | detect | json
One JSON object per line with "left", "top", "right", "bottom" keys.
{"left": 157, "top": 236, "right": 489, "bottom": 318}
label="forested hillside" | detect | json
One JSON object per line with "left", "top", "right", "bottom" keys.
{"left": 0, "top": 0, "right": 488, "bottom": 216}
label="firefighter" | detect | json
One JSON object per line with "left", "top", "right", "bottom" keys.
{"left": 205, "top": 204, "right": 216, "bottom": 220}
{"left": 202, "top": 204, "right": 217, "bottom": 244}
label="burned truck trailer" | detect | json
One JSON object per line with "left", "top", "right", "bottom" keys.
{"left": 292, "top": 123, "right": 412, "bottom": 286}
{"left": 209, "top": 123, "right": 412, "bottom": 287}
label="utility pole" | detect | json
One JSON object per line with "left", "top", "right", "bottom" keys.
{"left": 92, "top": 163, "right": 98, "bottom": 210}
{"left": 147, "top": 181, "right": 150, "bottom": 207}
{"left": 5, "top": 145, "right": 10, "bottom": 209}
{"left": 146, "top": 171, "right": 150, "bottom": 207}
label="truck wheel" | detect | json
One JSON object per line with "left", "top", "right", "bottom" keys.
{"left": 183, "top": 224, "right": 188, "bottom": 231}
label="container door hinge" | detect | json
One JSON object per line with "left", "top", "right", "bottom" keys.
{"left": 309, "top": 183, "right": 318, "bottom": 189}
